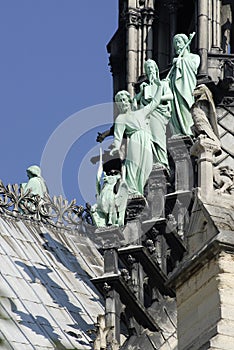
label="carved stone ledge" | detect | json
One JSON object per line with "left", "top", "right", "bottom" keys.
{"left": 91, "top": 273, "right": 161, "bottom": 332}
{"left": 118, "top": 245, "right": 175, "bottom": 297}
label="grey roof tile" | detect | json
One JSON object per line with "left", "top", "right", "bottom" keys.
{"left": 0, "top": 215, "right": 104, "bottom": 349}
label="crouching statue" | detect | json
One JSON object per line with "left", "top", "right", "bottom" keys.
{"left": 91, "top": 148, "right": 128, "bottom": 228}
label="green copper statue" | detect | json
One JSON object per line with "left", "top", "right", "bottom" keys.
{"left": 91, "top": 148, "right": 128, "bottom": 227}
{"left": 168, "top": 33, "right": 200, "bottom": 136}
{"left": 110, "top": 88, "right": 162, "bottom": 197}
{"left": 133, "top": 59, "right": 173, "bottom": 169}
{"left": 21, "top": 165, "right": 49, "bottom": 197}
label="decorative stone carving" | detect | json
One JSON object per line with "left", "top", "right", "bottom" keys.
{"left": 126, "top": 10, "right": 141, "bottom": 27}
{"left": 93, "top": 314, "right": 115, "bottom": 350}
{"left": 103, "top": 282, "right": 112, "bottom": 295}
{"left": 121, "top": 268, "right": 131, "bottom": 282}
{"left": 222, "top": 96, "right": 234, "bottom": 106}
{"left": 0, "top": 179, "right": 84, "bottom": 228}
{"left": 213, "top": 165, "right": 234, "bottom": 194}
{"left": 145, "top": 239, "right": 156, "bottom": 255}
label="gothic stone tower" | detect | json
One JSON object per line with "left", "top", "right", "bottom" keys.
{"left": 93, "top": 1, "right": 234, "bottom": 349}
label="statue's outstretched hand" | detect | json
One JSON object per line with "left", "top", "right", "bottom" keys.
{"left": 96, "top": 132, "right": 105, "bottom": 143}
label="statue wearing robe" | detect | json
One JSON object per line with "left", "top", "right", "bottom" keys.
{"left": 169, "top": 33, "right": 200, "bottom": 136}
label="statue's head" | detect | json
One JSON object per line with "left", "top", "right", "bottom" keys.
{"left": 115, "top": 90, "right": 131, "bottom": 114}
{"left": 144, "top": 59, "right": 159, "bottom": 82}
{"left": 26, "top": 165, "right": 42, "bottom": 179}
{"left": 173, "top": 34, "right": 190, "bottom": 55}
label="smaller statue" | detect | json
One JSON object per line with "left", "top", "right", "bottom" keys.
{"left": 21, "top": 165, "right": 49, "bottom": 197}
{"left": 91, "top": 148, "right": 128, "bottom": 227}
{"left": 190, "top": 107, "right": 221, "bottom": 145}
{"left": 213, "top": 165, "right": 234, "bottom": 194}
{"left": 191, "top": 84, "right": 221, "bottom": 154}
{"left": 193, "top": 84, "right": 219, "bottom": 138}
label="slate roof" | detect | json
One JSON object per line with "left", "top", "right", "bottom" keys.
{"left": 0, "top": 215, "right": 104, "bottom": 349}
{"left": 216, "top": 104, "right": 234, "bottom": 168}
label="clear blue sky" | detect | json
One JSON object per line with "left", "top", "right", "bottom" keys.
{"left": 0, "top": 1, "right": 118, "bottom": 205}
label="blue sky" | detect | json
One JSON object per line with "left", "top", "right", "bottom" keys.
{"left": 0, "top": 1, "right": 118, "bottom": 205}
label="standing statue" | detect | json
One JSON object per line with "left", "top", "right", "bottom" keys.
{"left": 21, "top": 165, "right": 49, "bottom": 197}
{"left": 91, "top": 148, "right": 128, "bottom": 227}
{"left": 110, "top": 88, "right": 162, "bottom": 196}
{"left": 133, "top": 59, "right": 173, "bottom": 169}
{"left": 168, "top": 33, "right": 200, "bottom": 136}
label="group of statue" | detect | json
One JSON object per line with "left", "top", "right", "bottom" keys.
{"left": 92, "top": 33, "right": 201, "bottom": 227}
{"left": 20, "top": 33, "right": 232, "bottom": 229}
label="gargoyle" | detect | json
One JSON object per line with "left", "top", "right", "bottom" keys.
{"left": 213, "top": 165, "right": 234, "bottom": 194}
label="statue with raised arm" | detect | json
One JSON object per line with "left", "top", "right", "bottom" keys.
{"left": 168, "top": 33, "right": 200, "bottom": 136}
{"left": 133, "top": 59, "right": 173, "bottom": 169}
{"left": 110, "top": 88, "right": 162, "bottom": 197}
{"left": 21, "top": 165, "right": 49, "bottom": 197}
